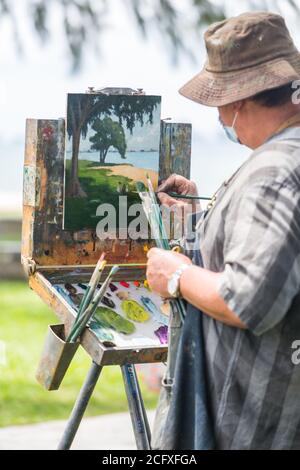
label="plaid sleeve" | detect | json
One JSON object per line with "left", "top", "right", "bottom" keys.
{"left": 217, "top": 177, "right": 300, "bottom": 336}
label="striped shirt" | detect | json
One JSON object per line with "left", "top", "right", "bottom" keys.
{"left": 196, "top": 127, "right": 300, "bottom": 449}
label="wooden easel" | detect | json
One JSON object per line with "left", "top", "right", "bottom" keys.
{"left": 21, "top": 89, "right": 192, "bottom": 449}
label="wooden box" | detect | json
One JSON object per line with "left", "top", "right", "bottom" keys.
{"left": 21, "top": 115, "right": 191, "bottom": 367}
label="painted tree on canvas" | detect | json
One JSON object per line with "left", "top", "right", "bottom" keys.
{"left": 89, "top": 117, "right": 127, "bottom": 164}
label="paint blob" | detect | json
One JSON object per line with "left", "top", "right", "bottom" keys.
{"left": 101, "top": 296, "right": 116, "bottom": 309}
{"left": 140, "top": 296, "right": 169, "bottom": 326}
{"left": 116, "top": 291, "right": 129, "bottom": 301}
{"left": 120, "top": 281, "right": 130, "bottom": 288}
{"left": 54, "top": 285, "right": 78, "bottom": 310}
{"left": 121, "top": 300, "right": 150, "bottom": 323}
{"left": 109, "top": 283, "right": 118, "bottom": 292}
{"left": 89, "top": 320, "right": 115, "bottom": 342}
{"left": 160, "top": 300, "right": 171, "bottom": 317}
{"left": 94, "top": 307, "right": 136, "bottom": 335}
{"left": 65, "top": 283, "right": 77, "bottom": 295}
{"left": 154, "top": 325, "right": 168, "bottom": 344}
{"left": 78, "top": 283, "right": 88, "bottom": 290}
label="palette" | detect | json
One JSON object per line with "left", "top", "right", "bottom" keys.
{"left": 54, "top": 281, "right": 169, "bottom": 348}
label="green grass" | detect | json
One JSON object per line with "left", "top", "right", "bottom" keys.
{"left": 0, "top": 281, "right": 158, "bottom": 427}
{"left": 65, "top": 160, "right": 140, "bottom": 231}
{"left": 0, "top": 233, "right": 21, "bottom": 242}
{"left": 0, "top": 211, "right": 22, "bottom": 220}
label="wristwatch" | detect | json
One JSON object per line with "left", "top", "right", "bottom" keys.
{"left": 167, "top": 264, "right": 191, "bottom": 298}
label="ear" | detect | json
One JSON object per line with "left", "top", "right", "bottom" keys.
{"left": 218, "top": 103, "right": 233, "bottom": 120}
{"left": 232, "top": 100, "right": 245, "bottom": 112}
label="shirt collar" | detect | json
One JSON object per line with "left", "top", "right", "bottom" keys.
{"left": 265, "top": 112, "right": 300, "bottom": 144}
{"left": 266, "top": 126, "right": 300, "bottom": 144}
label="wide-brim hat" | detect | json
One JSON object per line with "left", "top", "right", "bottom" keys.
{"left": 179, "top": 12, "right": 300, "bottom": 107}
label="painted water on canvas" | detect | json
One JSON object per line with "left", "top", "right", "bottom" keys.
{"left": 64, "top": 93, "right": 161, "bottom": 232}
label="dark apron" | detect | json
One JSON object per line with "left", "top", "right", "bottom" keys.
{"left": 151, "top": 227, "right": 215, "bottom": 450}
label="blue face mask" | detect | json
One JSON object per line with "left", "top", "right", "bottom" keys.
{"left": 219, "top": 112, "right": 241, "bottom": 144}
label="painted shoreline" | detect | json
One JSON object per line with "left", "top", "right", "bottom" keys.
{"left": 90, "top": 164, "right": 158, "bottom": 187}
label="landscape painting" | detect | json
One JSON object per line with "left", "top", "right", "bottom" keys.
{"left": 63, "top": 93, "right": 161, "bottom": 232}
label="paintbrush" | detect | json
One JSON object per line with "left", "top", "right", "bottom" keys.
{"left": 137, "top": 178, "right": 169, "bottom": 250}
{"left": 136, "top": 178, "right": 187, "bottom": 323}
{"left": 68, "top": 265, "right": 119, "bottom": 342}
{"left": 147, "top": 174, "right": 170, "bottom": 248}
{"left": 75, "top": 253, "right": 106, "bottom": 322}
{"left": 156, "top": 191, "right": 210, "bottom": 201}
{"left": 66, "top": 254, "right": 106, "bottom": 342}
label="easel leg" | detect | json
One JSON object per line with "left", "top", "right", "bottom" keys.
{"left": 57, "top": 361, "right": 102, "bottom": 450}
{"left": 121, "top": 364, "right": 151, "bottom": 450}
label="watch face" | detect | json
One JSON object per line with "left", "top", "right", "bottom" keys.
{"left": 168, "top": 277, "right": 178, "bottom": 298}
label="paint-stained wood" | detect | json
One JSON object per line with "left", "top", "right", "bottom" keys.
{"left": 159, "top": 122, "right": 192, "bottom": 182}
{"left": 22, "top": 119, "right": 192, "bottom": 269}
{"left": 22, "top": 116, "right": 191, "bottom": 365}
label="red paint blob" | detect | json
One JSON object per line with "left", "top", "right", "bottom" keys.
{"left": 120, "top": 281, "right": 130, "bottom": 288}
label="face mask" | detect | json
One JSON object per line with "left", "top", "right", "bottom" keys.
{"left": 219, "top": 111, "right": 241, "bottom": 144}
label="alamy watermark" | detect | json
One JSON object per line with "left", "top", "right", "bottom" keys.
{"left": 292, "top": 80, "right": 300, "bottom": 104}
{"left": 94, "top": 196, "right": 198, "bottom": 247}
{"left": 291, "top": 340, "right": 300, "bottom": 365}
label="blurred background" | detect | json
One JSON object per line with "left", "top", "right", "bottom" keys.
{"left": 0, "top": 0, "right": 300, "bottom": 434}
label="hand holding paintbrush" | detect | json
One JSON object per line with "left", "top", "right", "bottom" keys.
{"left": 136, "top": 177, "right": 187, "bottom": 323}
{"left": 156, "top": 174, "right": 203, "bottom": 211}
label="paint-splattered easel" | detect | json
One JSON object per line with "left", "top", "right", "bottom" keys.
{"left": 21, "top": 88, "right": 192, "bottom": 450}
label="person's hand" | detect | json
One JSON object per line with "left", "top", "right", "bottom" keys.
{"left": 146, "top": 247, "right": 192, "bottom": 297}
{"left": 157, "top": 174, "right": 201, "bottom": 212}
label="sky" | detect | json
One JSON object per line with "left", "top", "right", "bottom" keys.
{"left": 1, "top": 0, "right": 300, "bottom": 214}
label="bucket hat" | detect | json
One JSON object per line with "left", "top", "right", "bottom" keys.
{"left": 179, "top": 11, "right": 300, "bottom": 107}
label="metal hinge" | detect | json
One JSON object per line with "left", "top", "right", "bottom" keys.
{"left": 86, "top": 86, "right": 145, "bottom": 95}
{"left": 21, "top": 256, "right": 37, "bottom": 276}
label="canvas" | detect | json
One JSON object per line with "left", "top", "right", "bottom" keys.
{"left": 63, "top": 93, "right": 161, "bottom": 233}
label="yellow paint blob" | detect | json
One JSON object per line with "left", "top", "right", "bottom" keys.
{"left": 121, "top": 299, "right": 150, "bottom": 323}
